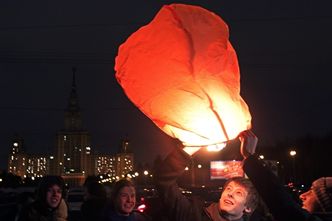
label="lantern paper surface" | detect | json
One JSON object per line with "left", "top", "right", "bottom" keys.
{"left": 115, "top": 4, "right": 251, "bottom": 147}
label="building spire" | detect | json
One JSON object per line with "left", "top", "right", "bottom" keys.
{"left": 67, "top": 67, "right": 80, "bottom": 112}
{"left": 64, "top": 67, "right": 82, "bottom": 130}
{"left": 72, "top": 67, "right": 77, "bottom": 89}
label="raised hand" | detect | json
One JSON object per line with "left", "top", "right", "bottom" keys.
{"left": 239, "top": 130, "right": 258, "bottom": 159}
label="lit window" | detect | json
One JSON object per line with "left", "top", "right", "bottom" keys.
{"left": 13, "top": 142, "right": 18, "bottom": 147}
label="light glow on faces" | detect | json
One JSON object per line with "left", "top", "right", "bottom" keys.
{"left": 219, "top": 181, "right": 251, "bottom": 220}
{"left": 115, "top": 186, "right": 136, "bottom": 215}
{"left": 46, "top": 184, "right": 62, "bottom": 209}
{"left": 300, "top": 188, "right": 321, "bottom": 213}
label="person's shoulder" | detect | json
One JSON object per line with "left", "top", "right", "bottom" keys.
{"left": 133, "top": 211, "right": 152, "bottom": 221}
{"left": 312, "top": 212, "right": 332, "bottom": 221}
{"left": 17, "top": 201, "right": 40, "bottom": 221}
{"left": 21, "top": 201, "right": 39, "bottom": 213}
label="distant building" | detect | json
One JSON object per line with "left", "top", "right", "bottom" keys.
{"left": 8, "top": 135, "right": 48, "bottom": 178}
{"left": 115, "top": 139, "right": 134, "bottom": 178}
{"left": 7, "top": 135, "right": 27, "bottom": 177}
{"left": 95, "top": 154, "right": 116, "bottom": 176}
{"left": 8, "top": 69, "right": 135, "bottom": 186}
{"left": 26, "top": 155, "right": 48, "bottom": 178}
{"left": 51, "top": 69, "right": 94, "bottom": 186}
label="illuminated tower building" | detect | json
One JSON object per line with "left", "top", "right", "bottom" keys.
{"left": 7, "top": 134, "right": 27, "bottom": 177}
{"left": 115, "top": 139, "right": 134, "bottom": 178}
{"left": 53, "top": 69, "right": 94, "bottom": 185}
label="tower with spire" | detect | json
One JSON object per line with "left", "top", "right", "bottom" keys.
{"left": 7, "top": 134, "right": 27, "bottom": 177}
{"left": 52, "top": 68, "right": 94, "bottom": 185}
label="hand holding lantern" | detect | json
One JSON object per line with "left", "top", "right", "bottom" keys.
{"left": 239, "top": 130, "right": 258, "bottom": 159}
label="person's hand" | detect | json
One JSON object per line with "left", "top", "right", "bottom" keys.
{"left": 239, "top": 130, "right": 258, "bottom": 159}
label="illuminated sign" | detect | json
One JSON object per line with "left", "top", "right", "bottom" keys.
{"left": 210, "top": 161, "right": 244, "bottom": 179}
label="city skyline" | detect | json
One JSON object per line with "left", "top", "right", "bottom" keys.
{"left": 1, "top": 1, "right": 332, "bottom": 170}
{"left": 7, "top": 73, "right": 136, "bottom": 187}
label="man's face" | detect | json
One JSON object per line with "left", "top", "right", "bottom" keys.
{"left": 46, "top": 184, "right": 62, "bottom": 208}
{"left": 115, "top": 186, "right": 136, "bottom": 215}
{"left": 219, "top": 181, "right": 251, "bottom": 219}
{"left": 300, "top": 187, "right": 320, "bottom": 213}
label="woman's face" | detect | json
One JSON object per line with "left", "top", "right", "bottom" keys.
{"left": 300, "top": 187, "right": 321, "bottom": 213}
{"left": 115, "top": 186, "right": 136, "bottom": 215}
{"left": 46, "top": 184, "right": 62, "bottom": 208}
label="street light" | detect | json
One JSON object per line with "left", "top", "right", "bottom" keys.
{"left": 143, "top": 170, "right": 149, "bottom": 186}
{"left": 290, "top": 150, "right": 296, "bottom": 157}
{"left": 289, "top": 149, "right": 297, "bottom": 182}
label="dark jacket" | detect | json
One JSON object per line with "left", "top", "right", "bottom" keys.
{"left": 17, "top": 200, "right": 60, "bottom": 221}
{"left": 243, "top": 155, "right": 332, "bottom": 221}
{"left": 16, "top": 175, "right": 67, "bottom": 221}
{"left": 154, "top": 147, "right": 246, "bottom": 221}
{"left": 102, "top": 209, "right": 149, "bottom": 221}
{"left": 81, "top": 197, "right": 107, "bottom": 221}
{"left": 102, "top": 201, "right": 151, "bottom": 221}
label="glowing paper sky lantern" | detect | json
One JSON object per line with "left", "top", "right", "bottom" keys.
{"left": 115, "top": 4, "right": 251, "bottom": 148}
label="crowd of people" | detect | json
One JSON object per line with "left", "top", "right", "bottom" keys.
{"left": 11, "top": 130, "right": 332, "bottom": 221}
{"left": 14, "top": 175, "right": 152, "bottom": 221}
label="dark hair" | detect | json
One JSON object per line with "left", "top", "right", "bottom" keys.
{"left": 110, "top": 179, "right": 135, "bottom": 205}
{"left": 223, "top": 176, "right": 259, "bottom": 213}
{"left": 83, "top": 176, "right": 100, "bottom": 187}
{"left": 87, "top": 181, "right": 107, "bottom": 198}
{"left": 36, "top": 176, "right": 65, "bottom": 204}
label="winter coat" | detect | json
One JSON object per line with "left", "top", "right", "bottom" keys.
{"left": 101, "top": 200, "right": 151, "bottom": 221}
{"left": 102, "top": 209, "right": 150, "bottom": 221}
{"left": 243, "top": 155, "right": 332, "bottom": 221}
{"left": 154, "top": 147, "right": 246, "bottom": 221}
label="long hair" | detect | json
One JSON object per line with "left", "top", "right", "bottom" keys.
{"left": 36, "top": 175, "right": 65, "bottom": 207}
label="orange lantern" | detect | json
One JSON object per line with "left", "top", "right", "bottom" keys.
{"left": 115, "top": 4, "right": 251, "bottom": 148}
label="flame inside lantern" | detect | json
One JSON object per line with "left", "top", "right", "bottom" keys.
{"left": 115, "top": 4, "right": 251, "bottom": 147}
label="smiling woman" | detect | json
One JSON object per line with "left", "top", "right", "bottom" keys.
{"left": 102, "top": 179, "right": 151, "bottom": 221}
{"left": 16, "top": 175, "right": 68, "bottom": 221}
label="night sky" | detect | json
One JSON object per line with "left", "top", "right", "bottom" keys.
{"left": 1, "top": 0, "right": 332, "bottom": 170}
